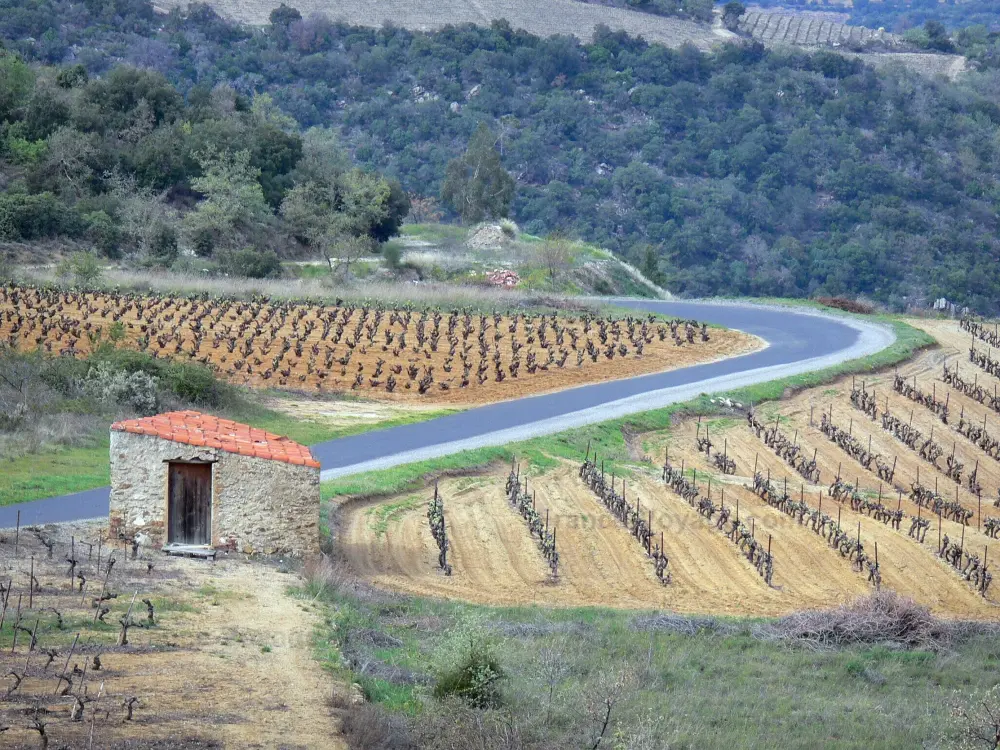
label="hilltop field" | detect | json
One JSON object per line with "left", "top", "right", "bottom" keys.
{"left": 157, "top": 0, "right": 733, "bottom": 49}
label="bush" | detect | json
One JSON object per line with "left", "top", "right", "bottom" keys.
{"left": 191, "top": 226, "right": 215, "bottom": 257}
{"left": 498, "top": 218, "right": 518, "bottom": 238}
{"left": 78, "top": 361, "right": 159, "bottom": 414}
{"left": 218, "top": 247, "right": 283, "bottom": 278}
{"left": 89, "top": 348, "right": 165, "bottom": 379}
{"left": 56, "top": 251, "right": 103, "bottom": 287}
{"left": 84, "top": 210, "right": 122, "bottom": 258}
{"left": 164, "top": 361, "right": 222, "bottom": 405}
{"left": 147, "top": 221, "right": 179, "bottom": 266}
{"left": 0, "top": 190, "right": 83, "bottom": 240}
{"left": 89, "top": 348, "right": 223, "bottom": 405}
{"left": 340, "top": 703, "right": 416, "bottom": 750}
{"left": 815, "top": 296, "right": 875, "bottom": 315}
{"left": 433, "top": 640, "right": 504, "bottom": 708}
{"left": 381, "top": 242, "right": 403, "bottom": 270}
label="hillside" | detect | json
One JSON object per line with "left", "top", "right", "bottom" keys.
{"left": 3, "top": 0, "right": 1000, "bottom": 312}
{"left": 156, "top": 0, "right": 732, "bottom": 49}
{"left": 156, "top": 0, "right": 965, "bottom": 74}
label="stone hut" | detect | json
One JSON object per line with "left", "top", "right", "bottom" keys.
{"left": 109, "top": 410, "right": 320, "bottom": 557}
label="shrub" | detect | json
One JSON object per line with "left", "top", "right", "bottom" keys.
{"left": 84, "top": 210, "right": 122, "bottom": 258}
{"left": 949, "top": 684, "right": 1000, "bottom": 750}
{"left": 147, "top": 221, "right": 179, "bottom": 266}
{"left": 815, "top": 296, "right": 875, "bottom": 315}
{"left": 78, "top": 362, "right": 160, "bottom": 414}
{"left": 340, "top": 703, "right": 415, "bottom": 750}
{"left": 433, "top": 639, "right": 504, "bottom": 708}
{"left": 38, "top": 353, "right": 90, "bottom": 395}
{"left": 593, "top": 278, "right": 613, "bottom": 296}
{"left": 381, "top": 242, "right": 403, "bottom": 270}
{"left": 89, "top": 348, "right": 165, "bottom": 379}
{"left": 0, "top": 190, "right": 82, "bottom": 240}
{"left": 56, "top": 251, "right": 103, "bottom": 287}
{"left": 191, "top": 226, "right": 215, "bottom": 257}
{"left": 164, "top": 361, "right": 221, "bottom": 405}
{"left": 218, "top": 247, "right": 283, "bottom": 279}
{"left": 498, "top": 218, "right": 518, "bottom": 238}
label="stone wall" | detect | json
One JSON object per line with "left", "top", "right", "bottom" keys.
{"left": 109, "top": 431, "right": 319, "bottom": 557}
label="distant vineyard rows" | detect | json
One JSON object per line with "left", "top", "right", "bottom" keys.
{"left": 739, "top": 9, "right": 902, "bottom": 48}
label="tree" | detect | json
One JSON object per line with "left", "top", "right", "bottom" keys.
{"left": 538, "top": 237, "right": 573, "bottom": 281}
{"left": 370, "top": 179, "right": 410, "bottom": 243}
{"left": 924, "top": 20, "right": 955, "bottom": 53}
{"left": 55, "top": 64, "right": 88, "bottom": 90}
{"left": 29, "top": 127, "right": 101, "bottom": 198}
{"left": 269, "top": 3, "right": 302, "bottom": 28}
{"left": 184, "top": 149, "right": 272, "bottom": 253}
{"left": 408, "top": 194, "right": 444, "bottom": 224}
{"left": 681, "top": 0, "right": 714, "bottom": 22}
{"left": 281, "top": 129, "right": 407, "bottom": 276}
{"left": 640, "top": 244, "right": 664, "bottom": 286}
{"left": 106, "top": 170, "right": 180, "bottom": 263}
{"left": 441, "top": 123, "right": 515, "bottom": 225}
{"left": 722, "top": 2, "right": 746, "bottom": 30}
{"left": 0, "top": 52, "right": 34, "bottom": 123}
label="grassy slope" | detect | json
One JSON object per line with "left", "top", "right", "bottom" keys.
{"left": 309, "top": 580, "right": 993, "bottom": 748}
{"left": 322, "top": 314, "right": 933, "bottom": 500}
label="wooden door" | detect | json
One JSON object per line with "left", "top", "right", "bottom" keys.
{"left": 168, "top": 463, "right": 212, "bottom": 545}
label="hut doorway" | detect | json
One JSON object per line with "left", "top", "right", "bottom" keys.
{"left": 167, "top": 462, "right": 212, "bottom": 545}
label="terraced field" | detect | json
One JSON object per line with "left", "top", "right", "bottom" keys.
{"left": 739, "top": 8, "right": 900, "bottom": 48}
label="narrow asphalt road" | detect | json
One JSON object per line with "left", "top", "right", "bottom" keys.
{"left": 0, "top": 300, "right": 894, "bottom": 527}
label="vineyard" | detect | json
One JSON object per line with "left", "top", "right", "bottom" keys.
{"left": 336, "top": 318, "right": 1000, "bottom": 618}
{"left": 0, "top": 521, "right": 340, "bottom": 747}
{"left": 0, "top": 284, "right": 754, "bottom": 405}
{"left": 738, "top": 9, "right": 900, "bottom": 48}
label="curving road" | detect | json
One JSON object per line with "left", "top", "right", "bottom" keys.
{"left": 0, "top": 300, "right": 894, "bottom": 528}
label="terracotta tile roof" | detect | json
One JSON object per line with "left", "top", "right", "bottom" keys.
{"left": 111, "top": 410, "right": 321, "bottom": 469}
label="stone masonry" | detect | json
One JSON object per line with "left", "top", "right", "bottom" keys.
{"left": 109, "top": 413, "right": 320, "bottom": 557}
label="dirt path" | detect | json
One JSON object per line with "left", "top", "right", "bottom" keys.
{"left": 188, "top": 561, "right": 345, "bottom": 749}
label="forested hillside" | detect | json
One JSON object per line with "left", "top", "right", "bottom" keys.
{"left": 850, "top": 0, "right": 1000, "bottom": 31}
{"left": 4, "top": 1, "right": 1000, "bottom": 309}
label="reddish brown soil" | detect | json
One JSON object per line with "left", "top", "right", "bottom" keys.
{"left": 0, "top": 285, "right": 759, "bottom": 406}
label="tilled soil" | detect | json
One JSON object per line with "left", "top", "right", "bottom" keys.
{"left": 0, "top": 285, "right": 759, "bottom": 406}
{"left": 337, "top": 319, "right": 1000, "bottom": 618}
